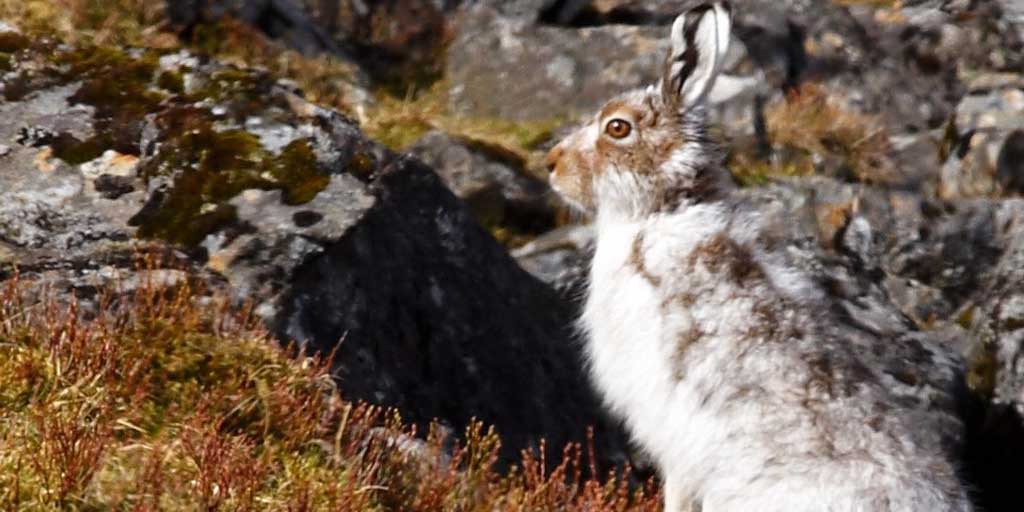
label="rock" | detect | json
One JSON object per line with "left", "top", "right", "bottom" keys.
{"left": 163, "top": 0, "right": 373, "bottom": 109}
{"left": 940, "top": 76, "right": 1024, "bottom": 200}
{"left": 512, "top": 224, "right": 594, "bottom": 299}
{"left": 958, "top": 199, "right": 1024, "bottom": 511}
{"left": 167, "top": 0, "right": 342, "bottom": 56}
{"left": 167, "top": 0, "right": 455, "bottom": 89}
{"left": 0, "top": 37, "right": 627, "bottom": 468}
{"left": 446, "top": 4, "right": 763, "bottom": 125}
{"left": 446, "top": 5, "right": 667, "bottom": 123}
{"left": 296, "top": 0, "right": 455, "bottom": 87}
{"left": 407, "top": 130, "right": 556, "bottom": 241}
{"left": 997, "top": 130, "right": 1024, "bottom": 194}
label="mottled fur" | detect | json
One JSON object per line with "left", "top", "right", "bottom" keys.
{"left": 546, "top": 3, "right": 973, "bottom": 511}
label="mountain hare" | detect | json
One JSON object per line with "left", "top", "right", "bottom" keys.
{"left": 546, "top": 2, "right": 974, "bottom": 511}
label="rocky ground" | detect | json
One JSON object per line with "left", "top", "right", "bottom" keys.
{"left": 2, "top": 0, "right": 1024, "bottom": 509}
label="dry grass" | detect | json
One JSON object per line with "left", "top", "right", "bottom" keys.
{"left": 0, "top": 266, "right": 660, "bottom": 510}
{"left": 730, "top": 83, "right": 894, "bottom": 186}
{"left": 0, "top": 0, "right": 170, "bottom": 47}
{"left": 363, "top": 82, "right": 563, "bottom": 173}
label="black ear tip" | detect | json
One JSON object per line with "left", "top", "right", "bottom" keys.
{"left": 691, "top": 1, "right": 731, "bottom": 15}
{"left": 689, "top": 4, "right": 714, "bottom": 16}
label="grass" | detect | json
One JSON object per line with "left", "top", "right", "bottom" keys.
{"left": 363, "top": 82, "right": 563, "bottom": 174}
{"left": 0, "top": 267, "right": 660, "bottom": 510}
{"left": 0, "top": 0, "right": 169, "bottom": 48}
{"left": 729, "top": 83, "right": 893, "bottom": 186}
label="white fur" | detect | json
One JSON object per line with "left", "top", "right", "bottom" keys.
{"left": 584, "top": 209, "right": 972, "bottom": 511}
{"left": 548, "top": 2, "right": 974, "bottom": 511}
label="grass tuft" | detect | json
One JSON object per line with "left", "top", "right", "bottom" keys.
{"left": 0, "top": 265, "right": 660, "bottom": 510}
{"left": 730, "top": 83, "right": 894, "bottom": 186}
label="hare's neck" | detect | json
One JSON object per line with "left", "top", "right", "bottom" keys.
{"left": 593, "top": 165, "right": 734, "bottom": 223}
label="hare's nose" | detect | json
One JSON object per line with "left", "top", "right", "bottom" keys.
{"left": 545, "top": 146, "right": 564, "bottom": 175}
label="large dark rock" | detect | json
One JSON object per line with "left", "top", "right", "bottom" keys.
{"left": 277, "top": 155, "right": 621, "bottom": 466}
{"left": 0, "top": 28, "right": 626, "bottom": 468}
{"left": 407, "top": 130, "right": 557, "bottom": 242}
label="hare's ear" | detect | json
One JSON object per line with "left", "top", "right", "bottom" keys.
{"left": 661, "top": 2, "right": 732, "bottom": 110}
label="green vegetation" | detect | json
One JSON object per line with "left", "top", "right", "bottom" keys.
{"left": 132, "top": 104, "right": 328, "bottom": 246}
{"left": 0, "top": 273, "right": 659, "bottom": 510}
{"left": 364, "top": 82, "right": 562, "bottom": 173}
{"left": 3, "top": 39, "right": 332, "bottom": 247}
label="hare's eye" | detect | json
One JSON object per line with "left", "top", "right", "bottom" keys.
{"left": 605, "top": 119, "right": 632, "bottom": 139}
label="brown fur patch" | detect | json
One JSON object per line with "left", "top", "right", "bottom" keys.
{"left": 688, "top": 233, "right": 766, "bottom": 284}
{"left": 672, "top": 325, "right": 705, "bottom": 381}
{"left": 661, "top": 290, "right": 698, "bottom": 311}
{"left": 629, "top": 231, "right": 662, "bottom": 288}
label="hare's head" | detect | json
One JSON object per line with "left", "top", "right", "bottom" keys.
{"left": 546, "top": 2, "right": 733, "bottom": 220}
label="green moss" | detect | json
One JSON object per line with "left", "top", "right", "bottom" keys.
{"left": 3, "top": 37, "right": 332, "bottom": 248}
{"left": 347, "top": 151, "right": 377, "bottom": 180}
{"left": 369, "top": 117, "right": 434, "bottom": 150}
{"left": 133, "top": 107, "right": 328, "bottom": 246}
{"left": 0, "top": 52, "right": 12, "bottom": 72}
{"left": 62, "top": 48, "right": 165, "bottom": 113}
{"left": 48, "top": 133, "right": 108, "bottom": 165}
{"left": 157, "top": 69, "right": 185, "bottom": 94}
{"left": 270, "top": 140, "right": 329, "bottom": 205}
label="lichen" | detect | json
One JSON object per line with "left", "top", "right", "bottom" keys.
{"left": 132, "top": 107, "right": 328, "bottom": 246}
{"left": 2, "top": 39, "right": 331, "bottom": 248}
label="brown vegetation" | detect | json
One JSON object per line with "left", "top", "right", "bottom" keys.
{"left": 0, "top": 265, "right": 659, "bottom": 510}
{"left": 730, "top": 83, "right": 894, "bottom": 186}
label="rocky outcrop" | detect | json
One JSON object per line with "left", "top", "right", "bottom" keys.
{"left": 0, "top": 28, "right": 626, "bottom": 467}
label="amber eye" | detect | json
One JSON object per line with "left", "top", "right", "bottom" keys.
{"left": 605, "top": 119, "right": 632, "bottom": 139}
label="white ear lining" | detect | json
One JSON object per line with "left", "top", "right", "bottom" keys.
{"left": 665, "top": 2, "right": 733, "bottom": 108}
{"left": 679, "top": 11, "right": 721, "bottom": 105}
{"left": 712, "top": 2, "right": 732, "bottom": 75}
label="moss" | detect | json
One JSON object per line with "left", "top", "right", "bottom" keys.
{"left": 50, "top": 45, "right": 169, "bottom": 155}
{"left": 132, "top": 107, "right": 329, "bottom": 246}
{"left": 0, "top": 52, "right": 11, "bottom": 72}
{"left": 47, "top": 133, "right": 109, "bottom": 165}
{"left": 270, "top": 140, "right": 330, "bottom": 205}
{"left": 956, "top": 306, "right": 976, "bottom": 330}
{"left": 0, "top": 39, "right": 331, "bottom": 247}
{"left": 347, "top": 151, "right": 377, "bottom": 180}
{"left": 133, "top": 120, "right": 265, "bottom": 246}
{"left": 0, "top": 30, "right": 29, "bottom": 53}
{"left": 967, "top": 341, "right": 998, "bottom": 398}
{"left": 157, "top": 69, "right": 185, "bottom": 94}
